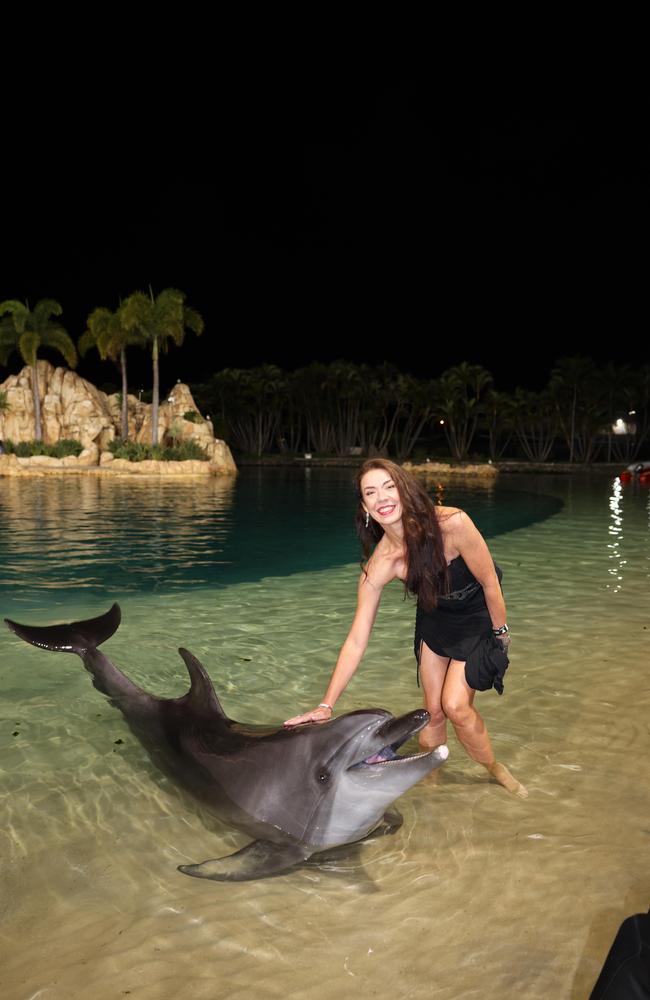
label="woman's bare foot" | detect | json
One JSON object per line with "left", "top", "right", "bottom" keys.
{"left": 487, "top": 761, "right": 528, "bottom": 799}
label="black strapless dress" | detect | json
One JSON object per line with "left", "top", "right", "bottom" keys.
{"left": 413, "top": 555, "right": 509, "bottom": 695}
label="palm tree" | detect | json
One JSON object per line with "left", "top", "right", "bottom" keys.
{"left": 482, "top": 389, "right": 517, "bottom": 460}
{"left": 393, "top": 375, "right": 437, "bottom": 459}
{"left": 119, "top": 287, "right": 204, "bottom": 445}
{"left": 621, "top": 365, "right": 650, "bottom": 461}
{"left": 201, "top": 366, "right": 287, "bottom": 456}
{"left": 327, "top": 360, "right": 366, "bottom": 455}
{"left": 0, "top": 299, "right": 77, "bottom": 441}
{"left": 511, "top": 388, "right": 558, "bottom": 461}
{"left": 434, "top": 363, "right": 493, "bottom": 461}
{"left": 549, "top": 356, "right": 599, "bottom": 462}
{"left": 78, "top": 305, "right": 143, "bottom": 441}
{"left": 290, "top": 363, "right": 336, "bottom": 454}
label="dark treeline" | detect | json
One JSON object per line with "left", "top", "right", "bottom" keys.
{"left": 193, "top": 358, "right": 650, "bottom": 463}
{"left": 2, "top": 296, "right": 648, "bottom": 463}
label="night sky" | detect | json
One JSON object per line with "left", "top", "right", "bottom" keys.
{"left": 2, "top": 82, "right": 648, "bottom": 395}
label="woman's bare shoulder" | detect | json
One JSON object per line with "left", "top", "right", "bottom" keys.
{"left": 435, "top": 505, "right": 465, "bottom": 522}
{"left": 361, "top": 538, "right": 403, "bottom": 586}
{"left": 436, "top": 507, "right": 470, "bottom": 552}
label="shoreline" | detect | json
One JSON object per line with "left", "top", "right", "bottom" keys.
{"left": 0, "top": 453, "right": 634, "bottom": 478}
{"left": 0, "top": 453, "right": 236, "bottom": 478}
{"left": 238, "top": 457, "right": 631, "bottom": 475}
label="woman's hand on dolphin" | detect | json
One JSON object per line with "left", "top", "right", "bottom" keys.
{"left": 283, "top": 706, "right": 332, "bottom": 727}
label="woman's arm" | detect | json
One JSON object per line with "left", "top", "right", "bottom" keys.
{"left": 452, "top": 511, "right": 507, "bottom": 630}
{"left": 283, "top": 561, "right": 388, "bottom": 726}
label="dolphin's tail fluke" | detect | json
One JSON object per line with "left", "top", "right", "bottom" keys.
{"left": 5, "top": 603, "right": 121, "bottom": 654}
{"left": 5, "top": 603, "right": 151, "bottom": 708}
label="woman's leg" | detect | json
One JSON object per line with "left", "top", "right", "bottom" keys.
{"left": 417, "top": 640, "right": 451, "bottom": 750}
{"left": 441, "top": 660, "right": 528, "bottom": 798}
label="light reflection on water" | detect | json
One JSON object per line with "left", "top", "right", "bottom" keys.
{"left": 1, "top": 472, "right": 649, "bottom": 999}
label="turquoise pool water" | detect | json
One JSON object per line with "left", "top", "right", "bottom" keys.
{"left": 1, "top": 471, "right": 649, "bottom": 999}
{"left": 0, "top": 468, "right": 562, "bottom": 602}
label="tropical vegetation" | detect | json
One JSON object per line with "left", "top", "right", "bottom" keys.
{"left": 107, "top": 439, "right": 209, "bottom": 462}
{"left": 3, "top": 438, "right": 83, "bottom": 458}
{"left": 0, "top": 287, "right": 646, "bottom": 464}
{"left": 0, "top": 299, "right": 77, "bottom": 440}
{"left": 78, "top": 303, "right": 141, "bottom": 441}
{"left": 193, "top": 358, "right": 650, "bottom": 463}
{"left": 118, "top": 287, "right": 204, "bottom": 445}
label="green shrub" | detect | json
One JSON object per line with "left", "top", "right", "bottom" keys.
{"left": 108, "top": 440, "right": 209, "bottom": 462}
{"left": 4, "top": 439, "right": 83, "bottom": 458}
{"left": 183, "top": 410, "right": 203, "bottom": 423}
{"left": 108, "top": 440, "right": 150, "bottom": 462}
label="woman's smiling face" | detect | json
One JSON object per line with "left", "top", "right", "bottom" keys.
{"left": 360, "top": 468, "right": 403, "bottom": 527}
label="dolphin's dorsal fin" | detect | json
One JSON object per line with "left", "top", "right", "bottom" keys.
{"left": 177, "top": 648, "right": 227, "bottom": 718}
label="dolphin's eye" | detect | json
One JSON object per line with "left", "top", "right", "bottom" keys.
{"left": 318, "top": 770, "right": 329, "bottom": 784}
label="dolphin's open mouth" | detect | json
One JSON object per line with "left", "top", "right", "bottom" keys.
{"left": 353, "top": 739, "right": 435, "bottom": 768}
{"left": 350, "top": 709, "right": 448, "bottom": 769}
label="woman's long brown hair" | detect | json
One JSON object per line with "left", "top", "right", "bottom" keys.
{"left": 354, "top": 458, "right": 450, "bottom": 611}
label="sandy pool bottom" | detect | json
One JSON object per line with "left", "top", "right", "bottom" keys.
{"left": 1, "top": 481, "right": 649, "bottom": 999}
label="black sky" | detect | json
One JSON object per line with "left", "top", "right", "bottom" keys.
{"left": 2, "top": 81, "right": 648, "bottom": 395}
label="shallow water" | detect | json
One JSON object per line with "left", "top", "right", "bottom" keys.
{"left": 1, "top": 472, "right": 649, "bottom": 999}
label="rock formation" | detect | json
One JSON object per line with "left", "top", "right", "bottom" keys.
{"left": 402, "top": 461, "right": 498, "bottom": 479}
{"left": 0, "top": 361, "right": 236, "bottom": 475}
{"left": 0, "top": 361, "right": 115, "bottom": 453}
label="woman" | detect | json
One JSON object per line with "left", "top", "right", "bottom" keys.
{"left": 284, "top": 458, "right": 527, "bottom": 797}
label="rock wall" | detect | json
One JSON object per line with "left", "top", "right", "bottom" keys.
{"left": 402, "top": 461, "right": 498, "bottom": 479}
{"left": 0, "top": 362, "right": 236, "bottom": 474}
{"left": 105, "top": 382, "right": 226, "bottom": 463}
{"left": 0, "top": 361, "right": 115, "bottom": 452}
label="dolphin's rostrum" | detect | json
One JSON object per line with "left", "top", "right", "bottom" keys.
{"left": 5, "top": 604, "right": 448, "bottom": 882}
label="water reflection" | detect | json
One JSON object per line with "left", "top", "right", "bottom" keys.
{"left": 0, "top": 476, "right": 236, "bottom": 594}
{"left": 605, "top": 476, "right": 650, "bottom": 592}
{"left": 607, "top": 477, "right": 625, "bottom": 592}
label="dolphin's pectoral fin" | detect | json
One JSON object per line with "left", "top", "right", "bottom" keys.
{"left": 177, "top": 840, "right": 312, "bottom": 882}
{"left": 305, "top": 810, "right": 405, "bottom": 867}
{"left": 367, "top": 807, "right": 403, "bottom": 839}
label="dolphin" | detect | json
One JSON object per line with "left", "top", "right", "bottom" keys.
{"left": 4, "top": 604, "right": 448, "bottom": 882}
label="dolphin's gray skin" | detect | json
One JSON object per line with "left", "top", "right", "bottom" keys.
{"left": 4, "top": 604, "right": 449, "bottom": 882}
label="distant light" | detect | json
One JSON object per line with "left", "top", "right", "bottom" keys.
{"left": 439, "top": 419, "right": 444, "bottom": 425}
{"left": 629, "top": 410, "right": 636, "bottom": 415}
{"left": 612, "top": 419, "right": 627, "bottom": 435}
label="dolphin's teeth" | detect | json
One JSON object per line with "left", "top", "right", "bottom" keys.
{"left": 355, "top": 746, "right": 435, "bottom": 767}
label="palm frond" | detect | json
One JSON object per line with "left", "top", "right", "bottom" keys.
{"left": 184, "top": 307, "right": 205, "bottom": 336}
{"left": 33, "top": 299, "right": 64, "bottom": 323}
{"left": 43, "top": 327, "right": 78, "bottom": 368}
{"left": 18, "top": 330, "right": 40, "bottom": 366}
{"left": 0, "top": 300, "right": 28, "bottom": 334}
